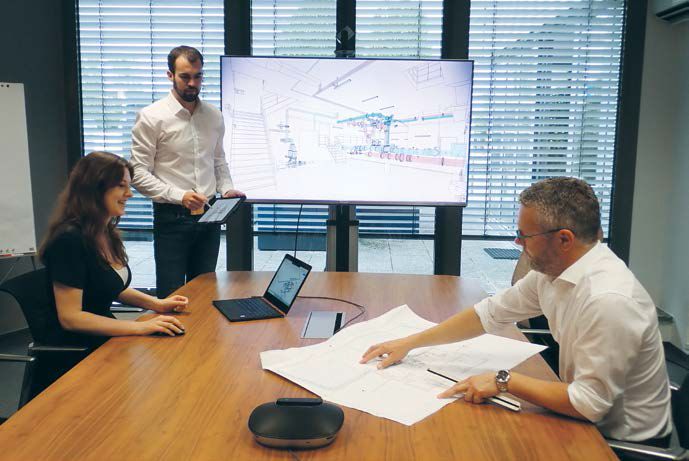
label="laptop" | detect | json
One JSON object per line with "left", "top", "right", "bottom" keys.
{"left": 213, "top": 254, "right": 312, "bottom": 322}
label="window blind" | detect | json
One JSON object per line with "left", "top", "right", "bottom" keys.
{"left": 355, "top": 0, "right": 443, "bottom": 58}
{"left": 78, "top": 0, "right": 225, "bottom": 228}
{"left": 466, "top": 0, "right": 625, "bottom": 237}
{"left": 77, "top": 1, "right": 625, "bottom": 238}
{"left": 251, "top": 0, "right": 337, "bottom": 56}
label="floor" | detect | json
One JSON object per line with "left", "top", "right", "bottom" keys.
{"left": 125, "top": 236, "right": 520, "bottom": 296}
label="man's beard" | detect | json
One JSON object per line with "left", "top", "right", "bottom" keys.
{"left": 527, "top": 253, "right": 547, "bottom": 274}
{"left": 524, "top": 248, "right": 558, "bottom": 277}
{"left": 174, "top": 81, "right": 199, "bottom": 102}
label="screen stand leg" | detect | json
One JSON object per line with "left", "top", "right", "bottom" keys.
{"left": 326, "top": 205, "right": 358, "bottom": 272}
{"left": 434, "top": 206, "right": 462, "bottom": 276}
{"left": 226, "top": 202, "right": 253, "bottom": 271}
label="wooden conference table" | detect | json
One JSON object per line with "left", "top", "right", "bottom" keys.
{"left": 0, "top": 272, "right": 615, "bottom": 460}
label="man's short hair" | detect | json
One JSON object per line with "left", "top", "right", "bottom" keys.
{"left": 519, "top": 177, "right": 601, "bottom": 244}
{"left": 168, "top": 46, "right": 204, "bottom": 73}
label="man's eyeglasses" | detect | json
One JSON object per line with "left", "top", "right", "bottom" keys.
{"left": 515, "top": 228, "right": 568, "bottom": 241}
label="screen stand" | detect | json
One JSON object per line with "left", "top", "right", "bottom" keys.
{"left": 326, "top": 205, "right": 358, "bottom": 272}
{"left": 434, "top": 206, "right": 462, "bottom": 276}
{"left": 226, "top": 201, "right": 253, "bottom": 271}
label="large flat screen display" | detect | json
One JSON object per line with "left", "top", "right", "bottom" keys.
{"left": 220, "top": 56, "right": 473, "bottom": 205}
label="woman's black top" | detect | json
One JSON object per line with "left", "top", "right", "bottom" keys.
{"left": 43, "top": 226, "right": 131, "bottom": 348}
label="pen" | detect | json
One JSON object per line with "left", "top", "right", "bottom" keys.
{"left": 427, "top": 368, "right": 521, "bottom": 412}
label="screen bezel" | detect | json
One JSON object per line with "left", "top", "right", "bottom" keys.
{"left": 220, "top": 55, "right": 474, "bottom": 207}
{"left": 263, "top": 254, "right": 312, "bottom": 314}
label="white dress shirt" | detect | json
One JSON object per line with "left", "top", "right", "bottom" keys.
{"left": 130, "top": 91, "right": 234, "bottom": 204}
{"left": 474, "top": 243, "right": 672, "bottom": 442}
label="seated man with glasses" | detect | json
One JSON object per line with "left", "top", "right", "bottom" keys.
{"left": 361, "top": 177, "right": 672, "bottom": 445}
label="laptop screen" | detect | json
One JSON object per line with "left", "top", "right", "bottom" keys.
{"left": 263, "top": 254, "right": 312, "bottom": 313}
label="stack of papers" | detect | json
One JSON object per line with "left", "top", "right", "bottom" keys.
{"left": 261, "top": 305, "right": 547, "bottom": 425}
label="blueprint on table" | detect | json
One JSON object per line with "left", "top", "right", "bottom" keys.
{"left": 260, "top": 305, "right": 547, "bottom": 425}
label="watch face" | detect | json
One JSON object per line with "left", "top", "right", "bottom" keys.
{"left": 496, "top": 369, "right": 510, "bottom": 392}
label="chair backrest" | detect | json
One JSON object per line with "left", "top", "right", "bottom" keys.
{"left": 512, "top": 251, "right": 553, "bottom": 333}
{"left": 511, "top": 251, "right": 531, "bottom": 286}
{"left": 673, "top": 373, "right": 689, "bottom": 449}
{"left": 0, "top": 268, "right": 59, "bottom": 344}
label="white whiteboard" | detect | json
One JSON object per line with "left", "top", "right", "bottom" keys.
{"left": 0, "top": 83, "right": 36, "bottom": 257}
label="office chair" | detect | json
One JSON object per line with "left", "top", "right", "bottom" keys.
{"left": 0, "top": 352, "right": 35, "bottom": 424}
{"left": 0, "top": 268, "right": 89, "bottom": 406}
{"left": 511, "top": 252, "right": 560, "bottom": 374}
{"left": 510, "top": 250, "right": 531, "bottom": 286}
{"left": 608, "top": 373, "right": 689, "bottom": 460}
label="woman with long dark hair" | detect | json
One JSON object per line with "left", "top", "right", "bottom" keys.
{"left": 40, "top": 151, "right": 186, "bottom": 347}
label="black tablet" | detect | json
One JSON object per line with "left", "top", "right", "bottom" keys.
{"left": 198, "top": 196, "right": 246, "bottom": 224}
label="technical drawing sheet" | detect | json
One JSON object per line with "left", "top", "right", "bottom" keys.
{"left": 261, "top": 305, "right": 547, "bottom": 425}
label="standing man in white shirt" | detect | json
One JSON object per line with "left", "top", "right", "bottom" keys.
{"left": 130, "top": 45, "right": 244, "bottom": 298}
{"left": 360, "top": 177, "right": 672, "bottom": 445}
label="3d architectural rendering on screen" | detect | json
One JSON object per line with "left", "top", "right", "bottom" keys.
{"left": 222, "top": 57, "right": 473, "bottom": 205}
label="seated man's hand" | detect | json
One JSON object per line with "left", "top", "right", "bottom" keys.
{"left": 223, "top": 188, "right": 246, "bottom": 198}
{"left": 154, "top": 295, "right": 189, "bottom": 313}
{"left": 360, "top": 337, "right": 414, "bottom": 369}
{"left": 438, "top": 372, "right": 499, "bottom": 403}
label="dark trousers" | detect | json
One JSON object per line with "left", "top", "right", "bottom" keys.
{"left": 153, "top": 202, "right": 221, "bottom": 298}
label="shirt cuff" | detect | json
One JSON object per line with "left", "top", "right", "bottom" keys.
{"left": 169, "top": 187, "right": 186, "bottom": 205}
{"left": 567, "top": 381, "right": 607, "bottom": 423}
{"left": 218, "top": 183, "right": 234, "bottom": 196}
{"left": 473, "top": 299, "right": 505, "bottom": 334}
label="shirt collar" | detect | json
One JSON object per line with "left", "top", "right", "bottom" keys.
{"left": 164, "top": 90, "right": 202, "bottom": 116}
{"left": 555, "top": 241, "right": 604, "bottom": 285}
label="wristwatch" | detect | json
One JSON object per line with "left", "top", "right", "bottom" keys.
{"left": 495, "top": 369, "right": 511, "bottom": 393}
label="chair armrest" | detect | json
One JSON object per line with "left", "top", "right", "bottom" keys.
{"left": 0, "top": 353, "right": 37, "bottom": 410}
{"left": 110, "top": 286, "right": 155, "bottom": 313}
{"left": 518, "top": 328, "right": 552, "bottom": 336}
{"left": 608, "top": 440, "right": 688, "bottom": 461}
{"left": 110, "top": 306, "right": 146, "bottom": 313}
{"left": 110, "top": 300, "right": 146, "bottom": 313}
{"left": 0, "top": 354, "right": 36, "bottom": 363}
{"left": 29, "top": 344, "right": 89, "bottom": 354}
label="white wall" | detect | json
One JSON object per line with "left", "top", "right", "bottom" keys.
{"left": 630, "top": 11, "right": 689, "bottom": 349}
{"left": 660, "top": 17, "right": 689, "bottom": 350}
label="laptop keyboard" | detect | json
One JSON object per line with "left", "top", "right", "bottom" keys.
{"left": 235, "top": 297, "right": 279, "bottom": 317}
